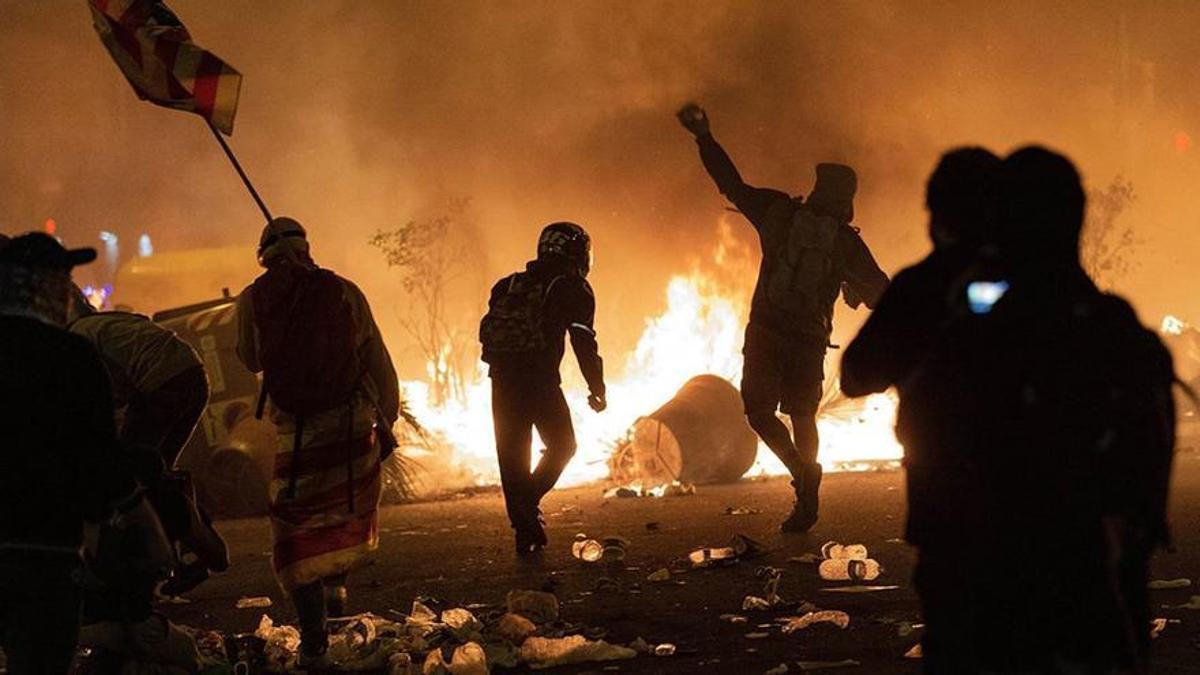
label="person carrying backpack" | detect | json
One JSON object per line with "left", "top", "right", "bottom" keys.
{"left": 236, "top": 217, "right": 400, "bottom": 665}
{"left": 481, "top": 222, "right": 606, "bottom": 557}
{"left": 677, "top": 103, "right": 889, "bottom": 532}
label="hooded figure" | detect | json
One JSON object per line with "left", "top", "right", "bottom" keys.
{"left": 677, "top": 103, "right": 889, "bottom": 533}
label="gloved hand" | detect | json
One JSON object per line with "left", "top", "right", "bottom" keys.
{"left": 588, "top": 392, "right": 607, "bottom": 413}
{"left": 676, "top": 103, "right": 710, "bottom": 137}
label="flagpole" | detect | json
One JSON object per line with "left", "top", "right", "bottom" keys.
{"left": 206, "top": 121, "right": 273, "bottom": 223}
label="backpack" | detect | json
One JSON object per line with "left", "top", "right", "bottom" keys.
{"left": 764, "top": 206, "right": 841, "bottom": 324}
{"left": 249, "top": 265, "right": 362, "bottom": 417}
{"left": 479, "top": 271, "right": 558, "bottom": 358}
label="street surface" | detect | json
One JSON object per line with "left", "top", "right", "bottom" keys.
{"left": 165, "top": 452, "right": 1200, "bottom": 673}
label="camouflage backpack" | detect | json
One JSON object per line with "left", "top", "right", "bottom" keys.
{"left": 479, "top": 272, "right": 559, "bottom": 358}
{"left": 764, "top": 206, "right": 841, "bottom": 324}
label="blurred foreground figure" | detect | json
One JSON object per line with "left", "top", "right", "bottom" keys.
{"left": 677, "top": 103, "right": 889, "bottom": 532}
{"left": 842, "top": 148, "right": 1001, "bottom": 670}
{"left": 0, "top": 233, "right": 169, "bottom": 673}
{"left": 899, "top": 148, "right": 1175, "bottom": 672}
{"left": 69, "top": 295, "right": 228, "bottom": 596}
{"left": 480, "top": 222, "right": 606, "bottom": 556}
{"left": 236, "top": 217, "right": 400, "bottom": 664}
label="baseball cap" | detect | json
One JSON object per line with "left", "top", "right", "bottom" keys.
{"left": 0, "top": 232, "right": 97, "bottom": 269}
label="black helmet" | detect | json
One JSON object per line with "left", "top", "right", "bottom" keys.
{"left": 537, "top": 221, "right": 592, "bottom": 277}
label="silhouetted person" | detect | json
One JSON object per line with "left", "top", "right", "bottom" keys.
{"left": 481, "top": 222, "right": 606, "bottom": 556}
{"left": 842, "top": 147, "right": 1000, "bottom": 670}
{"left": 69, "top": 294, "right": 228, "bottom": 596}
{"left": 899, "top": 147, "right": 1175, "bottom": 672}
{"left": 677, "top": 103, "right": 889, "bottom": 532}
{"left": 0, "top": 233, "right": 169, "bottom": 674}
{"left": 236, "top": 217, "right": 400, "bottom": 665}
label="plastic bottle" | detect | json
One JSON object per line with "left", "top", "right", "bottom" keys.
{"left": 688, "top": 546, "right": 736, "bottom": 566}
{"left": 818, "top": 557, "right": 882, "bottom": 581}
{"left": 819, "top": 541, "right": 869, "bottom": 560}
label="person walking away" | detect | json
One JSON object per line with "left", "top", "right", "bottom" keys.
{"left": 236, "top": 217, "right": 400, "bottom": 665}
{"left": 841, "top": 147, "right": 1000, "bottom": 670}
{"left": 677, "top": 103, "right": 889, "bottom": 532}
{"left": 68, "top": 295, "right": 228, "bottom": 595}
{"left": 0, "top": 233, "right": 169, "bottom": 674}
{"left": 899, "top": 147, "right": 1175, "bottom": 672}
{"left": 481, "top": 222, "right": 606, "bottom": 556}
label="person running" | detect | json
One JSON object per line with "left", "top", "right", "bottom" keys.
{"left": 481, "top": 222, "right": 606, "bottom": 556}
{"left": 677, "top": 103, "right": 889, "bottom": 532}
{"left": 236, "top": 217, "right": 399, "bottom": 665}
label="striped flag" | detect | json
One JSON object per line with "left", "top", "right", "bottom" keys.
{"left": 88, "top": 0, "right": 242, "bottom": 135}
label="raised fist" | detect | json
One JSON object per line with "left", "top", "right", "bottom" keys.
{"left": 676, "top": 102, "right": 710, "bottom": 137}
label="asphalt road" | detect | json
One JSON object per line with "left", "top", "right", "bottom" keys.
{"left": 164, "top": 452, "right": 1200, "bottom": 673}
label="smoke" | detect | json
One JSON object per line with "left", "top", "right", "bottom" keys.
{"left": 2, "top": 0, "right": 1199, "bottom": 375}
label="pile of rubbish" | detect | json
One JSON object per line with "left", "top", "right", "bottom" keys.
{"left": 225, "top": 590, "right": 662, "bottom": 673}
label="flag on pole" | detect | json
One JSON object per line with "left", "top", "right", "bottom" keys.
{"left": 88, "top": 0, "right": 242, "bottom": 135}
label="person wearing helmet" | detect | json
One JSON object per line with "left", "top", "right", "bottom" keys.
{"left": 236, "top": 217, "right": 400, "bottom": 665}
{"left": 480, "top": 222, "right": 606, "bottom": 556}
{"left": 678, "top": 103, "right": 889, "bottom": 533}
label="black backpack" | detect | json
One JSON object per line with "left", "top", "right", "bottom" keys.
{"left": 479, "top": 271, "right": 560, "bottom": 358}
{"left": 764, "top": 206, "right": 841, "bottom": 326}
{"left": 250, "top": 265, "right": 362, "bottom": 417}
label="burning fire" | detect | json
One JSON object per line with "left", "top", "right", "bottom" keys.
{"left": 401, "top": 270, "right": 903, "bottom": 492}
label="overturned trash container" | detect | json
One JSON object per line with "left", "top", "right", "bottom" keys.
{"left": 618, "top": 375, "right": 758, "bottom": 486}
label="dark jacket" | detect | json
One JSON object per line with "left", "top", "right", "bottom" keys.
{"left": 695, "top": 134, "right": 889, "bottom": 339}
{"left": 841, "top": 247, "right": 976, "bottom": 397}
{"left": 484, "top": 259, "right": 605, "bottom": 395}
{"left": 0, "top": 315, "right": 136, "bottom": 552}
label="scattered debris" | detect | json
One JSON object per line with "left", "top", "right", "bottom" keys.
{"left": 647, "top": 568, "right": 671, "bottom": 583}
{"left": 796, "top": 659, "right": 862, "bottom": 670}
{"left": 1148, "top": 578, "right": 1192, "bottom": 590}
{"left": 235, "top": 596, "right": 272, "bottom": 609}
{"left": 572, "top": 535, "right": 604, "bottom": 562}
{"left": 743, "top": 596, "right": 774, "bottom": 611}
{"left": 653, "top": 643, "right": 677, "bottom": 656}
{"left": 818, "top": 558, "right": 882, "bottom": 581}
{"left": 603, "top": 481, "right": 696, "bottom": 499}
{"left": 1150, "top": 618, "right": 1181, "bottom": 639}
{"left": 1172, "top": 595, "right": 1200, "bottom": 609}
{"left": 765, "top": 663, "right": 789, "bottom": 675}
{"left": 725, "top": 506, "right": 761, "bottom": 516}
{"left": 506, "top": 590, "right": 560, "bottom": 624}
{"left": 720, "top": 614, "right": 749, "bottom": 624}
{"left": 690, "top": 534, "right": 766, "bottom": 568}
{"left": 496, "top": 613, "right": 537, "bottom": 645}
{"left": 781, "top": 611, "right": 851, "bottom": 632}
{"left": 744, "top": 632, "right": 771, "bottom": 640}
{"left": 819, "top": 585, "right": 900, "bottom": 593}
{"left": 518, "top": 635, "right": 637, "bottom": 668}
{"left": 904, "top": 643, "right": 923, "bottom": 659}
{"left": 820, "top": 541, "right": 868, "bottom": 560}
{"left": 789, "top": 553, "right": 822, "bottom": 565}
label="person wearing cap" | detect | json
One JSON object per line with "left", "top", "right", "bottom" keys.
{"left": 68, "top": 291, "right": 229, "bottom": 599}
{"left": 236, "top": 217, "right": 399, "bottom": 665}
{"left": 677, "top": 103, "right": 889, "bottom": 533}
{"left": 0, "top": 232, "right": 170, "bottom": 673}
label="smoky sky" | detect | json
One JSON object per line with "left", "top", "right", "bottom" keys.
{"left": 2, "top": 0, "right": 1199, "bottom": 374}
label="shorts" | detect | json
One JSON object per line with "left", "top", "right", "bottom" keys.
{"left": 741, "top": 322, "right": 826, "bottom": 416}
